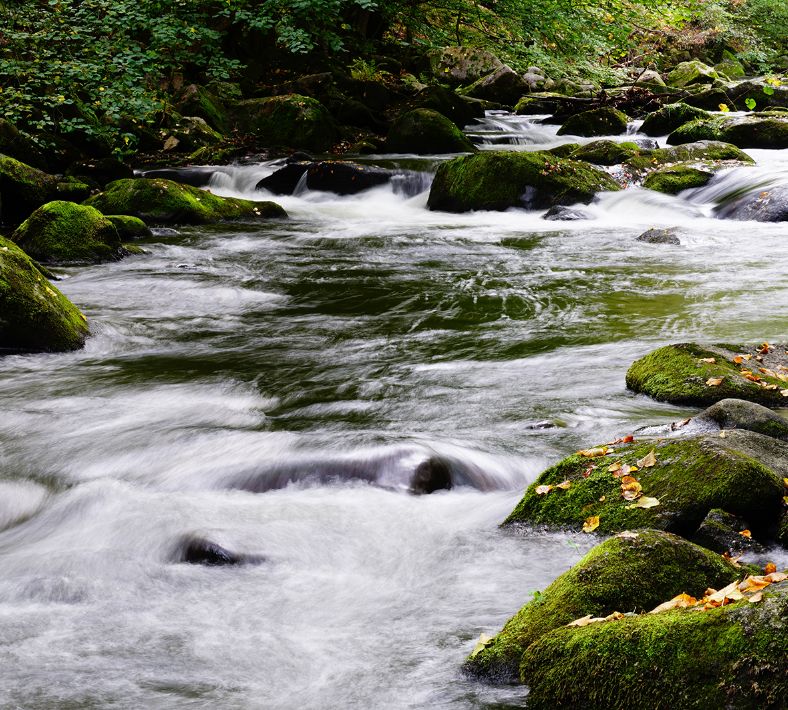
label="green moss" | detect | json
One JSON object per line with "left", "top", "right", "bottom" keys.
{"left": 233, "top": 94, "right": 338, "bottom": 152}
{"left": 569, "top": 140, "right": 639, "bottom": 165}
{"left": 626, "top": 343, "right": 788, "bottom": 407}
{"left": 12, "top": 201, "right": 123, "bottom": 265}
{"left": 427, "top": 151, "right": 619, "bottom": 213}
{"left": 640, "top": 103, "right": 711, "bottom": 137}
{"left": 176, "top": 84, "right": 229, "bottom": 133}
{"left": 0, "top": 154, "right": 59, "bottom": 225}
{"left": 0, "top": 235, "right": 88, "bottom": 352}
{"left": 557, "top": 107, "right": 629, "bottom": 137}
{"left": 669, "top": 116, "right": 788, "bottom": 149}
{"left": 626, "top": 141, "right": 753, "bottom": 171}
{"left": 521, "top": 582, "right": 788, "bottom": 709}
{"left": 666, "top": 60, "right": 721, "bottom": 88}
{"left": 84, "top": 178, "right": 287, "bottom": 225}
{"left": 465, "top": 530, "right": 739, "bottom": 683}
{"left": 546, "top": 142, "right": 581, "bottom": 158}
{"left": 106, "top": 215, "right": 152, "bottom": 241}
{"left": 643, "top": 164, "right": 715, "bottom": 194}
{"left": 503, "top": 431, "right": 784, "bottom": 537}
{"left": 386, "top": 109, "right": 476, "bottom": 154}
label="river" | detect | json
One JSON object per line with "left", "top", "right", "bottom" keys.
{"left": 1, "top": 114, "right": 787, "bottom": 708}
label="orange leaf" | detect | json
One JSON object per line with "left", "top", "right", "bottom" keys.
{"left": 739, "top": 529, "right": 752, "bottom": 539}
{"left": 706, "top": 377, "right": 723, "bottom": 386}
{"left": 620, "top": 475, "right": 642, "bottom": 501}
{"left": 758, "top": 341, "right": 771, "bottom": 354}
{"left": 649, "top": 593, "right": 698, "bottom": 614}
{"left": 582, "top": 516, "right": 600, "bottom": 533}
{"left": 733, "top": 355, "right": 744, "bottom": 364}
{"left": 582, "top": 465, "right": 595, "bottom": 478}
{"left": 764, "top": 562, "right": 777, "bottom": 574}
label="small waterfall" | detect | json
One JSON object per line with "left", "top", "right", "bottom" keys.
{"left": 684, "top": 165, "right": 788, "bottom": 207}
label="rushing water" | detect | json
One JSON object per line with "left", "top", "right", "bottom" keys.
{"left": 1, "top": 114, "right": 787, "bottom": 708}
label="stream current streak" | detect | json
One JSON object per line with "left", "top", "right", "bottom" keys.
{"left": 0, "top": 116, "right": 787, "bottom": 708}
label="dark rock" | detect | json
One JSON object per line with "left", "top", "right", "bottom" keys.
{"left": 68, "top": 158, "right": 133, "bottom": 187}
{"left": 333, "top": 98, "right": 388, "bottom": 131}
{"left": 700, "top": 398, "right": 788, "bottom": 440}
{"left": 139, "top": 167, "right": 220, "bottom": 188}
{"left": 557, "top": 107, "right": 629, "bottom": 137}
{"left": 399, "top": 85, "right": 484, "bottom": 128}
{"left": 543, "top": 205, "right": 594, "bottom": 221}
{"left": 175, "top": 535, "right": 263, "bottom": 566}
{"left": 175, "top": 84, "right": 229, "bottom": 132}
{"left": 461, "top": 65, "right": 528, "bottom": 105}
{"left": 305, "top": 161, "right": 391, "bottom": 195}
{"left": 410, "top": 457, "right": 453, "bottom": 494}
{"left": 668, "top": 115, "right": 788, "bottom": 149}
{"left": 0, "top": 119, "right": 47, "bottom": 170}
{"left": 691, "top": 508, "right": 763, "bottom": 554}
{"left": 255, "top": 163, "right": 310, "bottom": 195}
{"left": 636, "top": 227, "right": 680, "bottom": 244}
{"left": 715, "top": 185, "right": 788, "bottom": 222}
{"left": 386, "top": 109, "right": 476, "bottom": 154}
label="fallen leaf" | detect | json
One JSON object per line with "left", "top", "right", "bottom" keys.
{"left": 567, "top": 614, "right": 594, "bottom": 627}
{"left": 599, "top": 495, "right": 606, "bottom": 502}
{"left": 733, "top": 355, "right": 744, "bottom": 364}
{"left": 767, "top": 571, "right": 788, "bottom": 583}
{"left": 470, "top": 633, "right": 494, "bottom": 658}
{"left": 607, "top": 435, "right": 635, "bottom": 445}
{"left": 620, "top": 475, "right": 643, "bottom": 501}
{"left": 758, "top": 342, "right": 771, "bottom": 354}
{"left": 650, "top": 593, "right": 698, "bottom": 614}
{"left": 582, "top": 516, "right": 600, "bottom": 533}
{"left": 582, "top": 465, "right": 595, "bottom": 478}
{"left": 627, "top": 496, "right": 660, "bottom": 509}
{"left": 577, "top": 447, "right": 609, "bottom": 458}
{"left": 783, "top": 478, "right": 788, "bottom": 488}
{"left": 781, "top": 389, "right": 788, "bottom": 398}
{"left": 719, "top": 431, "right": 727, "bottom": 438}
{"left": 748, "top": 591, "right": 763, "bottom": 603}
{"left": 706, "top": 377, "right": 723, "bottom": 387}
{"left": 163, "top": 135, "right": 179, "bottom": 151}
{"left": 739, "top": 529, "right": 752, "bottom": 539}
{"left": 617, "top": 531, "right": 639, "bottom": 539}
{"left": 604, "top": 611, "right": 624, "bottom": 622}
{"left": 636, "top": 450, "right": 657, "bottom": 468}
{"left": 705, "top": 580, "right": 744, "bottom": 605}
{"left": 722, "top": 551, "right": 742, "bottom": 567}
{"left": 764, "top": 562, "right": 777, "bottom": 574}
{"left": 699, "top": 357, "right": 716, "bottom": 363}
{"left": 744, "top": 373, "right": 762, "bottom": 382}
{"left": 608, "top": 461, "right": 622, "bottom": 473}
{"left": 536, "top": 484, "right": 553, "bottom": 496}
{"left": 556, "top": 480, "right": 572, "bottom": 490}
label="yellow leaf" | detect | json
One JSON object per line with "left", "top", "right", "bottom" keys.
{"left": 627, "top": 496, "right": 660, "bottom": 509}
{"left": 649, "top": 593, "right": 698, "bottom": 614}
{"left": 470, "top": 633, "right": 494, "bottom": 658}
{"left": 582, "top": 516, "right": 600, "bottom": 533}
{"left": 620, "top": 475, "right": 642, "bottom": 501}
{"left": 599, "top": 495, "right": 606, "bottom": 502}
{"left": 567, "top": 614, "right": 593, "bottom": 627}
{"left": 556, "top": 479, "right": 572, "bottom": 490}
{"left": 636, "top": 450, "right": 657, "bottom": 468}
{"left": 699, "top": 357, "right": 716, "bottom": 363}
{"left": 739, "top": 529, "right": 752, "bottom": 539}
{"left": 536, "top": 484, "right": 553, "bottom": 495}
{"left": 706, "top": 377, "right": 723, "bottom": 386}
{"left": 705, "top": 580, "right": 744, "bottom": 604}
{"left": 733, "top": 355, "right": 744, "bottom": 364}
{"left": 617, "top": 531, "right": 639, "bottom": 539}
{"left": 607, "top": 461, "right": 622, "bottom": 473}
{"left": 783, "top": 478, "right": 788, "bottom": 488}
{"left": 764, "top": 562, "right": 777, "bottom": 574}
{"left": 719, "top": 103, "right": 730, "bottom": 112}
{"left": 577, "top": 447, "right": 608, "bottom": 458}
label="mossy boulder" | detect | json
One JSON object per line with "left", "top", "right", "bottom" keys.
{"left": 666, "top": 60, "right": 721, "bottom": 88}
{"left": 668, "top": 115, "right": 788, "bottom": 149}
{"left": 557, "top": 107, "right": 629, "bottom": 137}
{"left": 0, "top": 236, "right": 89, "bottom": 352}
{"left": 626, "top": 342, "right": 788, "bottom": 407}
{"left": 426, "top": 46, "right": 504, "bottom": 86}
{"left": 176, "top": 84, "right": 229, "bottom": 133}
{"left": 504, "top": 430, "right": 786, "bottom": 539}
{"left": 386, "top": 109, "right": 476, "bottom": 154}
{"left": 106, "top": 215, "right": 152, "bottom": 241}
{"left": 84, "top": 178, "right": 286, "bottom": 225}
{"left": 699, "top": 398, "right": 788, "bottom": 441}
{"left": 625, "top": 140, "right": 754, "bottom": 171}
{"left": 640, "top": 103, "right": 711, "bottom": 137}
{"left": 0, "top": 154, "right": 59, "bottom": 225}
{"left": 520, "top": 580, "right": 788, "bottom": 709}
{"left": 643, "top": 164, "right": 715, "bottom": 194}
{"left": 459, "top": 65, "right": 528, "bottom": 105}
{"left": 427, "top": 151, "right": 619, "bottom": 212}
{"left": 233, "top": 94, "right": 338, "bottom": 152}
{"left": 569, "top": 140, "right": 639, "bottom": 165}
{"left": 399, "top": 85, "right": 484, "bottom": 129}
{"left": 465, "top": 530, "right": 739, "bottom": 683}
{"left": 0, "top": 119, "right": 47, "bottom": 169}
{"left": 163, "top": 116, "right": 223, "bottom": 153}
{"left": 12, "top": 201, "right": 124, "bottom": 265}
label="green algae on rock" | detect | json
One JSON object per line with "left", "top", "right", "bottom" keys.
{"left": 386, "top": 109, "right": 476, "bottom": 155}
{"left": 666, "top": 60, "right": 721, "bottom": 88}
{"left": 503, "top": 430, "right": 786, "bottom": 539}
{"left": 465, "top": 530, "right": 739, "bottom": 683}
{"left": 12, "top": 201, "right": 124, "bottom": 265}
{"left": 668, "top": 115, "right": 788, "bottom": 150}
{"left": 624, "top": 141, "right": 754, "bottom": 172}
{"left": 642, "top": 164, "right": 715, "bottom": 194}
{"left": 84, "top": 178, "right": 286, "bottom": 225}
{"left": 427, "top": 151, "right": 619, "bottom": 213}
{"left": 556, "top": 107, "right": 629, "bottom": 137}
{"left": 0, "top": 236, "right": 88, "bottom": 353}
{"left": 626, "top": 343, "right": 788, "bottom": 407}
{"left": 106, "top": 215, "right": 152, "bottom": 241}
{"left": 639, "top": 103, "right": 710, "bottom": 137}
{"left": 569, "top": 140, "right": 639, "bottom": 165}
{"left": 520, "top": 580, "right": 788, "bottom": 710}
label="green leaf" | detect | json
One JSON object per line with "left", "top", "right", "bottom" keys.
{"left": 745, "top": 97, "right": 757, "bottom": 110}
{"left": 763, "top": 86, "right": 775, "bottom": 96}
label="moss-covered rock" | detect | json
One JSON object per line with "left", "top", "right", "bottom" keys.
{"left": 520, "top": 580, "right": 788, "bottom": 709}
{"left": 84, "top": 178, "right": 286, "bottom": 225}
{"left": 0, "top": 154, "right": 60, "bottom": 225}
{"left": 557, "top": 107, "right": 629, "bottom": 137}
{"left": 626, "top": 342, "right": 788, "bottom": 407}
{"left": 546, "top": 142, "right": 581, "bottom": 158}
{"left": 691, "top": 508, "right": 762, "bottom": 554}
{"left": 386, "top": 109, "right": 476, "bottom": 154}
{"left": 643, "top": 164, "right": 715, "bottom": 194}
{"left": 426, "top": 46, "right": 504, "bottom": 86}
{"left": 233, "top": 94, "right": 338, "bottom": 152}
{"left": 427, "top": 151, "right": 619, "bottom": 212}
{"left": 503, "top": 430, "right": 786, "bottom": 539}
{"left": 625, "top": 140, "right": 754, "bottom": 171}
{"left": 106, "top": 215, "right": 152, "bottom": 241}
{"left": 12, "top": 201, "right": 124, "bottom": 265}
{"left": 0, "top": 120, "right": 47, "bottom": 170}
{"left": 699, "top": 398, "right": 788, "bottom": 441}
{"left": 465, "top": 530, "right": 739, "bottom": 683}
{"left": 459, "top": 65, "right": 528, "bottom": 105}
{"left": 636, "top": 227, "right": 680, "bottom": 245}
{"left": 176, "top": 84, "right": 229, "bottom": 133}
{"left": 569, "top": 140, "right": 639, "bottom": 165}
{"left": 163, "top": 116, "right": 223, "bottom": 153}
{"left": 666, "top": 60, "right": 721, "bottom": 88}
{"left": 668, "top": 115, "right": 788, "bottom": 149}
{"left": 0, "top": 236, "right": 89, "bottom": 352}
{"left": 640, "top": 103, "right": 711, "bottom": 137}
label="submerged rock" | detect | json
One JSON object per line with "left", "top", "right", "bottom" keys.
{"left": 715, "top": 185, "right": 788, "bottom": 222}
{"left": 12, "top": 201, "right": 125, "bottom": 265}
{"left": 642, "top": 164, "right": 715, "bottom": 194}
{"left": 84, "top": 178, "right": 286, "bottom": 225}
{"left": 639, "top": 102, "right": 710, "bottom": 137}
{"left": 543, "top": 205, "right": 594, "bottom": 221}
{"left": 386, "top": 109, "right": 476, "bottom": 154}
{"left": 427, "top": 151, "right": 619, "bottom": 213}
{"left": 626, "top": 342, "right": 788, "bottom": 407}
{"left": 636, "top": 227, "right": 680, "bottom": 244}
{"left": 173, "top": 535, "right": 263, "bottom": 566}
{"left": 503, "top": 429, "right": 786, "bottom": 539}
{"left": 465, "top": 530, "right": 738, "bottom": 683}
{"left": 556, "top": 107, "right": 629, "bottom": 137}
{"left": 0, "top": 235, "right": 89, "bottom": 353}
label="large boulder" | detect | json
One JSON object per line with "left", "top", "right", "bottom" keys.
{"left": 175, "top": 84, "right": 229, "bottom": 133}
{"left": 626, "top": 342, "right": 788, "bottom": 407}
{"left": 642, "top": 164, "right": 715, "bottom": 194}
{"left": 569, "top": 140, "right": 640, "bottom": 165}
{"left": 11, "top": 201, "right": 125, "bottom": 265}
{"left": 386, "top": 109, "right": 476, "bottom": 154}
{"left": 162, "top": 116, "right": 223, "bottom": 153}
{"left": 503, "top": 429, "right": 786, "bottom": 539}
{"left": 640, "top": 103, "right": 711, "bottom": 137}
{"left": 0, "top": 235, "right": 89, "bottom": 353}
{"left": 256, "top": 161, "right": 392, "bottom": 196}
{"left": 460, "top": 65, "right": 528, "bottom": 105}
{"left": 625, "top": 140, "right": 754, "bottom": 171}
{"left": 426, "top": 47, "right": 504, "bottom": 86}
{"left": 668, "top": 115, "right": 788, "bottom": 149}
{"left": 398, "top": 85, "right": 485, "bottom": 128}
{"left": 632, "top": 69, "right": 669, "bottom": 94}
{"left": 465, "top": 530, "right": 739, "bottom": 683}
{"left": 84, "top": 178, "right": 286, "bottom": 225}
{"left": 521, "top": 580, "right": 788, "bottom": 709}
{"left": 0, "top": 155, "right": 79, "bottom": 226}
{"left": 427, "top": 151, "right": 619, "bottom": 212}
{"left": 0, "top": 120, "right": 47, "bottom": 170}
{"left": 105, "top": 215, "right": 152, "bottom": 241}
{"left": 232, "top": 94, "right": 338, "bottom": 152}
{"left": 666, "top": 60, "right": 721, "bottom": 88}
{"left": 557, "top": 107, "right": 629, "bottom": 137}
{"left": 715, "top": 185, "right": 788, "bottom": 222}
